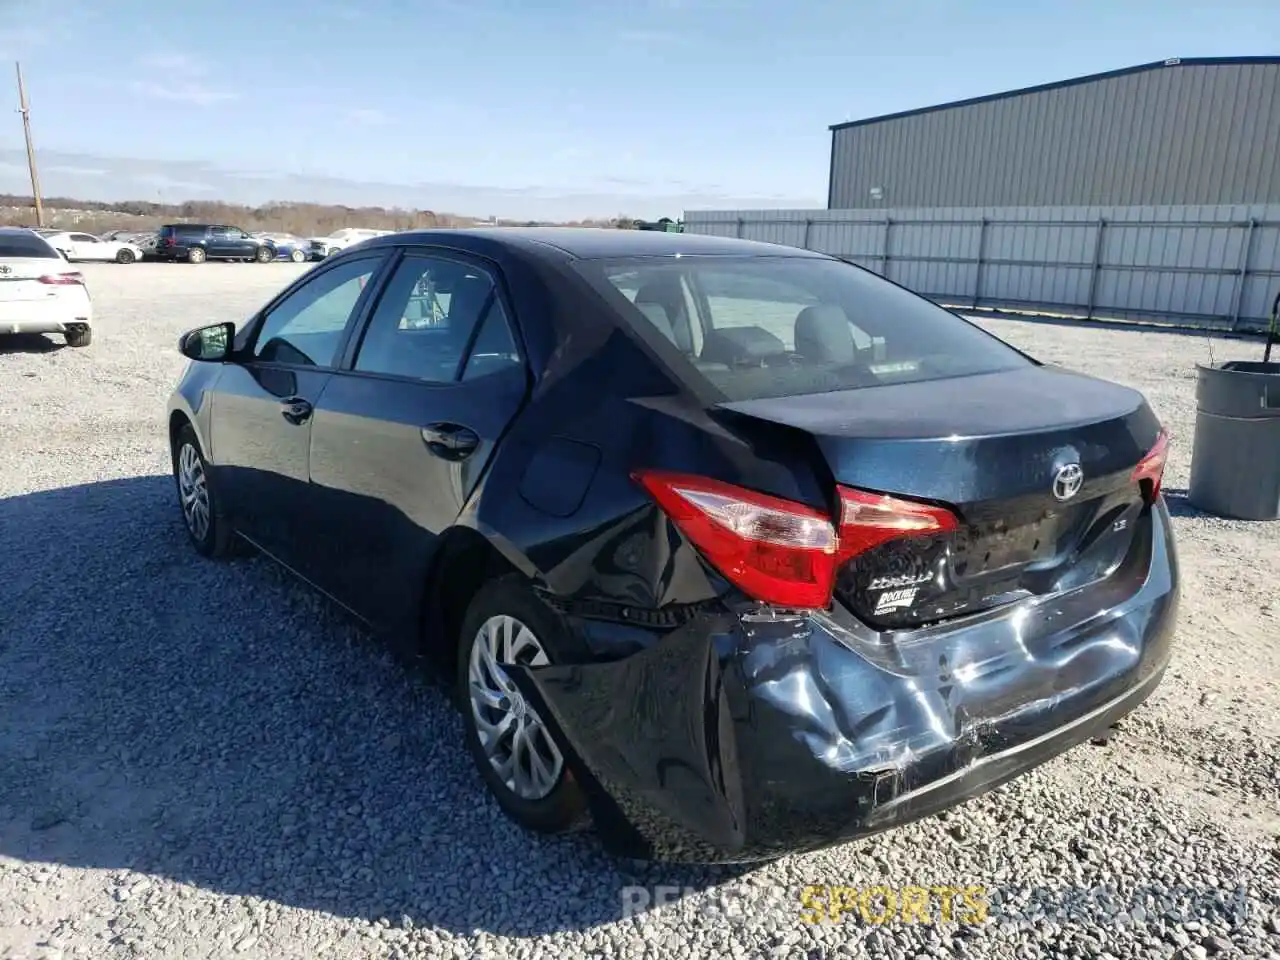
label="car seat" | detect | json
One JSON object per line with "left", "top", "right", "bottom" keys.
{"left": 794, "top": 304, "right": 858, "bottom": 364}
{"left": 633, "top": 278, "right": 694, "bottom": 354}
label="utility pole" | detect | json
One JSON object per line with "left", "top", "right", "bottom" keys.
{"left": 15, "top": 62, "right": 44, "bottom": 227}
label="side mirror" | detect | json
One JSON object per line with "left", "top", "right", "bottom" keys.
{"left": 179, "top": 322, "right": 236, "bottom": 362}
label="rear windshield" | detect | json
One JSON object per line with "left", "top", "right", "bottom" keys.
{"left": 0, "top": 232, "right": 58, "bottom": 259}
{"left": 574, "top": 255, "right": 1030, "bottom": 402}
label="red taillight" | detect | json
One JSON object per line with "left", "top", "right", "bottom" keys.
{"left": 634, "top": 471, "right": 959, "bottom": 610}
{"left": 38, "top": 272, "right": 84, "bottom": 285}
{"left": 634, "top": 471, "right": 838, "bottom": 609}
{"left": 1132, "top": 429, "right": 1169, "bottom": 502}
{"left": 836, "top": 487, "right": 958, "bottom": 563}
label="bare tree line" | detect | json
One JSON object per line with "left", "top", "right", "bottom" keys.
{"left": 0, "top": 193, "right": 640, "bottom": 236}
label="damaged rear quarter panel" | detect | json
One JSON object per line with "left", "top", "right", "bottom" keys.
{"left": 506, "top": 501, "right": 1179, "bottom": 863}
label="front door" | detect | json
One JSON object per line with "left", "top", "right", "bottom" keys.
{"left": 68, "top": 234, "right": 106, "bottom": 260}
{"left": 209, "top": 252, "right": 389, "bottom": 574}
{"left": 306, "top": 250, "right": 529, "bottom": 631}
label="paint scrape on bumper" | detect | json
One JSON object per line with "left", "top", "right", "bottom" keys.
{"left": 513, "top": 504, "right": 1179, "bottom": 863}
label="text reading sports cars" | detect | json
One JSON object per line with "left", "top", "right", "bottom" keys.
{"left": 166, "top": 228, "right": 1178, "bottom": 863}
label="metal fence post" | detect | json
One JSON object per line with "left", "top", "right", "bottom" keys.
{"left": 1085, "top": 218, "right": 1106, "bottom": 319}
{"left": 973, "top": 217, "right": 988, "bottom": 307}
{"left": 801, "top": 218, "right": 813, "bottom": 250}
{"left": 1229, "top": 218, "right": 1257, "bottom": 331}
{"left": 882, "top": 216, "right": 893, "bottom": 279}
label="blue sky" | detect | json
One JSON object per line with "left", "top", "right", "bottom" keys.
{"left": 1, "top": 0, "right": 1276, "bottom": 220}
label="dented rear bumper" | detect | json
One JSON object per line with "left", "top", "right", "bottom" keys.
{"left": 512, "top": 501, "right": 1180, "bottom": 863}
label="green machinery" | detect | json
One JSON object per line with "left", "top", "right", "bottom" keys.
{"left": 632, "top": 217, "right": 684, "bottom": 232}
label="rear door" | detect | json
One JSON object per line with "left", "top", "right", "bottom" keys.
{"left": 306, "top": 248, "right": 529, "bottom": 630}
{"left": 210, "top": 251, "right": 392, "bottom": 574}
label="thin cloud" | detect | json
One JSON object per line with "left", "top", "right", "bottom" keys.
{"left": 0, "top": 26, "right": 51, "bottom": 59}
{"left": 133, "top": 173, "right": 216, "bottom": 193}
{"left": 131, "top": 52, "right": 236, "bottom": 103}
{"left": 128, "top": 80, "right": 238, "bottom": 106}
{"left": 138, "top": 52, "right": 204, "bottom": 73}
{"left": 48, "top": 165, "right": 107, "bottom": 177}
{"left": 617, "top": 28, "right": 694, "bottom": 47}
{"left": 345, "top": 108, "right": 393, "bottom": 126}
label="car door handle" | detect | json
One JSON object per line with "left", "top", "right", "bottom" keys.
{"left": 280, "top": 397, "right": 313, "bottom": 425}
{"left": 421, "top": 422, "right": 480, "bottom": 461}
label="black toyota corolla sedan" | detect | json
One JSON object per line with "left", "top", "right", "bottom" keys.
{"left": 166, "top": 228, "right": 1179, "bottom": 862}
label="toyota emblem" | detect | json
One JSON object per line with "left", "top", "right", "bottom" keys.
{"left": 1052, "top": 463, "right": 1084, "bottom": 501}
{"left": 0, "top": 265, "right": 11, "bottom": 275}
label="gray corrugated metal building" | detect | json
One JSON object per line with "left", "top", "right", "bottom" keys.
{"left": 828, "top": 57, "right": 1280, "bottom": 210}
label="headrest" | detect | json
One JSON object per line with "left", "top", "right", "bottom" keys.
{"left": 795, "top": 305, "right": 857, "bottom": 364}
{"left": 634, "top": 277, "right": 685, "bottom": 314}
{"left": 701, "top": 326, "right": 787, "bottom": 367}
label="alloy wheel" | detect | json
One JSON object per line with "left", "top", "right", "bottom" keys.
{"left": 177, "top": 442, "right": 211, "bottom": 542}
{"left": 467, "top": 614, "right": 564, "bottom": 801}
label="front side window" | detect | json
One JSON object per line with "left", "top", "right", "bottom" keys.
{"left": 352, "top": 254, "right": 520, "bottom": 382}
{"left": 574, "top": 255, "right": 1030, "bottom": 402}
{"left": 252, "top": 256, "right": 382, "bottom": 367}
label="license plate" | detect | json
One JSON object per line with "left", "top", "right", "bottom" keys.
{"left": 0, "top": 280, "right": 42, "bottom": 302}
{"left": 951, "top": 514, "right": 1064, "bottom": 576}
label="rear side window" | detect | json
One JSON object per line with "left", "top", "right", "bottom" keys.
{"left": 352, "top": 254, "right": 520, "bottom": 383}
{"left": 0, "top": 232, "right": 58, "bottom": 258}
{"left": 574, "top": 256, "right": 1030, "bottom": 402}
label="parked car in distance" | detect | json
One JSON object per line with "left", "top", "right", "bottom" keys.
{"left": 252, "top": 233, "right": 311, "bottom": 263}
{"left": 134, "top": 232, "right": 159, "bottom": 260}
{"left": 166, "top": 228, "right": 1178, "bottom": 863}
{"left": 0, "top": 227, "right": 93, "bottom": 346}
{"left": 307, "top": 227, "right": 393, "bottom": 260}
{"left": 41, "top": 230, "right": 143, "bottom": 264}
{"left": 153, "top": 223, "right": 274, "bottom": 264}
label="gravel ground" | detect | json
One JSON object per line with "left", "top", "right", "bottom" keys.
{"left": 1, "top": 262, "right": 1277, "bottom": 960}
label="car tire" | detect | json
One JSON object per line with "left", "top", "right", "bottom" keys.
{"left": 187, "top": 247, "right": 206, "bottom": 264}
{"left": 289, "top": 249, "right": 306, "bottom": 263}
{"left": 256, "top": 247, "right": 274, "bottom": 263}
{"left": 457, "top": 575, "right": 592, "bottom": 835}
{"left": 115, "top": 248, "right": 136, "bottom": 264}
{"left": 65, "top": 326, "right": 91, "bottom": 348}
{"left": 171, "top": 424, "right": 237, "bottom": 559}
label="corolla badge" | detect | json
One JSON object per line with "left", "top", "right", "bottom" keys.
{"left": 1052, "top": 462, "right": 1085, "bottom": 501}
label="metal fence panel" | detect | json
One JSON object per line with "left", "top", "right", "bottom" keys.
{"left": 682, "top": 203, "right": 1280, "bottom": 331}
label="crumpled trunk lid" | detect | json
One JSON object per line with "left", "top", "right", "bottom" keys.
{"left": 714, "top": 365, "right": 1164, "bottom": 628}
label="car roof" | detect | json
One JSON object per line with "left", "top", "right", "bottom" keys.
{"left": 360, "top": 227, "right": 830, "bottom": 261}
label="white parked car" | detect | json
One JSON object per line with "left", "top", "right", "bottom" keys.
{"left": 42, "top": 230, "right": 144, "bottom": 264}
{"left": 0, "top": 227, "right": 94, "bottom": 347}
{"left": 306, "top": 227, "right": 394, "bottom": 260}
